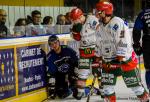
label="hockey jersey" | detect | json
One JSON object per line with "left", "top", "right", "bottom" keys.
{"left": 46, "top": 45, "right": 78, "bottom": 75}
{"left": 79, "top": 15, "right": 99, "bottom": 48}
{"left": 134, "top": 8, "right": 150, "bottom": 36}
{"left": 95, "top": 16, "right": 133, "bottom": 62}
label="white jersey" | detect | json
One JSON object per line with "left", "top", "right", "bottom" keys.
{"left": 96, "top": 17, "right": 133, "bottom": 61}
{"left": 80, "top": 15, "right": 99, "bottom": 48}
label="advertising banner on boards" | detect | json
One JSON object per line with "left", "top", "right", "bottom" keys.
{"left": 17, "top": 45, "right": 46, "bottom": 94}
{"left": 0, "top": 48, "right": 16, "bottom": 100}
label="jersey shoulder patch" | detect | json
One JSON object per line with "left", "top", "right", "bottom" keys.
{"left": 112, "top": 24, "right": 119, "bottom": 31}
{"left": 92, "top": 20, "right": 98, "bottom": 27}
{"left": 87, "top": 15, "right": 99, "bottom": 29}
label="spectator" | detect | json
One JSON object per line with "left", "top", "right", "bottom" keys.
{"left": 13, "top": 18, "right": 27, "bottom": 37}
{"left": 26, "top": 10, "right": 46, "bottom": 36}
{"left": 56, "top": 14, "right": 66, "bottom": 25}
{"left": 0, "top": 9, "right": 10, "bottom": 38}
{"left": 42, "top": 16, "right": 53, "bottom": 25}
{"left": 65, "top": 12, "right": 71, "bottom": 25}
{"left": 42, "top": 16, "right": 54, "bottom": 34}
{"left": 55, "top": 14, "right": 71, "bottom": 34}
{"left": 26, "top": 15, "right": 33, "bottom": 24}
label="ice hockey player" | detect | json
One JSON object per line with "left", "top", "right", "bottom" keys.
{"left": 70, "top": 7, "right": 101, "bottom": 100}
{"left": 95, "top": 1, "right": 149, "bottom": 102}
{"left": 46, "top": 35, "right": 79, "bottom": 99}
{"left": 132, "top": 0, "right": 150, "bottom": 94}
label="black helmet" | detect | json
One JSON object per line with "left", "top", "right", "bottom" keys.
{"left": 48, "top": 35, "right": 59, "bottom": 44}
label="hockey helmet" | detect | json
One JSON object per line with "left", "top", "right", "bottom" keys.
{"left": 96, "top": 1, "right": 113, "bottom": 15}
{"left": 48, "top": 35, "right": 59, "bottom": 44}
{"left": 70, "top": 8, "right": 83, "bottom": 21}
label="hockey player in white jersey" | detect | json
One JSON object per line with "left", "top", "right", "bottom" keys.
{"left": 70, "top": 8, "right": 101, "bottom": 100}
{"left": 95, "top": 1, "right": 149, "bottom": 102}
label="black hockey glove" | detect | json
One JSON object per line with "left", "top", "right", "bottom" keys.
{"left": 133, "top": 43, "right": 143, "bottom": 56}
{"left": 72, "top": 23, "right": 82, "bottom": 33}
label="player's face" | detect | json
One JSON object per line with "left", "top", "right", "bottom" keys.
{"left": 32, "top": 14, "right": 42, "bottom": 24}
{"left": 95, "top": 10, "right": 103, "bottom": 21}
{"left": 0, "top": 10, "right": 7, "bottom": 23}
{"left": 49, "top": 40, "right": 60, "bottom": 52}
{"left": 96, "top": 10, "right": 108, "bottom": 24}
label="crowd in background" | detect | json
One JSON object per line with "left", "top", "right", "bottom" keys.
{"left": 0, "top": 9, "right": 72, "bottom": 38}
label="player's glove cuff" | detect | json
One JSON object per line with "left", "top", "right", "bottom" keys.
{"left": 72, "top": 23, "right": 82, "bottom": 33}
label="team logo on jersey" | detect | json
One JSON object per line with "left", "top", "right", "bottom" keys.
{"left": 92, "top": 21, "right": 97, "bottom": 27}
{"left": 58, "top": 64, "right": 70, "bottom": 73}
{"left": 84, "top": 48, "right": 92, "bottom": 54}
{"left": 124, "top": 20, "right": 128, "bottom": 26}
{"left": 112, "top": 24, "right": 119, "bottom": 31}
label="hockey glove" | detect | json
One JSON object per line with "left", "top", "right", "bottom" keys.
{"left": 71, "top": 23, "right": 82, "bottom": 41}
{"left": 102, "top": 61, "right": 120, "bottom": 72}
{"left": 133, "top": 43, "right": 143, "bottom": 56}
{"left": 72, "top": 23, "right": 82, "bottom": 33}
{"left": 91, "top": 57, "right": 102, "bottom": 76}
{"left": 72, "top": 32, "right": 81, "bottom": 41}
{"left": 92, "top": 62, "right": 101, "bottom": 76}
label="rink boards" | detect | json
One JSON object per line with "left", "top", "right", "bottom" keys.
{"left": 0, "top": 34, "right": 144, "bottom": 102}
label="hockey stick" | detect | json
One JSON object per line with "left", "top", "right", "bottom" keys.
{"left": 138, "top": 56, "right": 141, "bottom": 75}
{"left": 86, "top": 73, "right": 97, "bottom": 102}
{"left": 137, "top": 55, "right": 142, "bottom": 83}
{"left": 41, "top": 75, "right": 56, "bottom": 102}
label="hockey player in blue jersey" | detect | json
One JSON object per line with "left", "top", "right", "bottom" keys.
{"left": 46, "top": 35, "right": 101, "bottom": 100}
{"left": 46, "top": 35, "right": 79, "bottom": 99}
{"left": 132, "top": 0, "right": 150, "bottom": 95}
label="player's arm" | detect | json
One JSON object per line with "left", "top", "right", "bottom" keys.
{"left": 115, "top": 21, "right": 128, "bottom": 61}
{"left": 46, "top": 53, "right": 57, "bottom": 76}
{"left": 132, "top": 12, "right": 144, "bottom": 56}
{"left": 68, "top": 47, "right": 79, "bottom": 68}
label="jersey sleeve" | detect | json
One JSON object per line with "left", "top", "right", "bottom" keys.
{"left": 46, "top": 52, "right": 58, "bottom": 75}
{"left": 133, "top": 11, "right": 144, "bottom": 44}
{"left": 67, "top": 46, "right": 79, "bottom": 67}
{"left": 114, "top": 19, "right": 132, "bottom": 57}
{"left": 134, "top": 11, "right": 144, "bottom": 30}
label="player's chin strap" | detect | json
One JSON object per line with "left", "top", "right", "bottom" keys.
{"left": 138, "top": 55, "right": 141, "bottom": 77}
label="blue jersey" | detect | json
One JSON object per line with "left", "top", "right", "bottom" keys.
{"left": 133, "top": 8, "right": 150, "bottom": 43}
{"left": 46, "top": 45, "right": 78, "bottom": 75}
